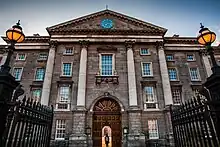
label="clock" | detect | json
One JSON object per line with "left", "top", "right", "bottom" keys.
{"left": 101, "top": 19, "right": 113, "bottom": 29}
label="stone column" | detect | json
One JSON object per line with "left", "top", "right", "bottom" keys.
{"left": 157, "top": 41, "right": 173, "bottom": 106}
{"left": 200, "top": 49, "right": 212, "bottom": 77}
{"left": 76, "top": 40, "right": 89, "bottom": 110}
{"left": 41, "top": 41, "right": 57, "bottom": 105}
{"left": 0, "top": 53, "right": 7, "bottom": 66}
{"left": 125, "top": 41, "right": 138, "bottom": 107}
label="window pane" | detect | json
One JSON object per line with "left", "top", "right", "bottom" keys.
{"left": 144, "top": 87, "right": 154, "bottom": 102}
{"left": 187, "top": 55, "right": 195, "bottom": 61}
{"left": 62, "top": 63, "right": 72, "bottom": 76}
{"left": 59, "top": 86, "right": 70, "bottom": 102}
{"left": 17, "top": 54, "right": 26, "bottom": 60}
{"left": 13, "top": 68, "right": 22, "bottom": 80}
{"left": 32, "top": 89, "right": 42, "bottom": 102}
{"left": 172, "top": 89, "right": 181, "bottom": 104}
{"left": 190, "top": 68, "right": 199, "bottom": 80}
{"left": 35, "top": 68, "right": 45, "bottom": 80}
{"left": 56, "top": 120, "right": 66, "bottom": 139}
{"left": 141, "top": 48, "right": 149, "bottom": 55}
{"left": 148, "top": 120, "right": 159, "bottom": 139}
{"left": 101, "top": 55, "right": 113, "bottom": 75}
{"left": 65, "top": 48, "right": 73, "bottom": 54}
{"left": 168, "top": 68, "right": 177, "bottom": 80}
{"left": 166, "top": 55, "right": 174, "bottom": 61}
{"left": 38, "top": 53, "right": 48, "bottom": 60}
{"left": 142, "top": 63, "right": 152, "bottom": 76}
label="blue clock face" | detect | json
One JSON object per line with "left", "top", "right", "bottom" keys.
{"left": 101, "top": 19, "right": 113, "bottom": 29}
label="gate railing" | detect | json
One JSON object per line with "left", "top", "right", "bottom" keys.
{"left": 170, "top": 95, "right": 220, "bottom": 147}
{"left": 0, "top": 86, "right": 54, "bottom": 147}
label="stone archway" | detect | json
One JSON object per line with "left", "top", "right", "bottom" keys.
{"left": 92, "top": 98, "right": 122, "bottom": 147}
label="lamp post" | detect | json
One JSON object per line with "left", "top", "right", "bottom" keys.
{"left": 123, "top": 127, "right": 129, "bottom": 147}
{"left": 0, "top": 20, "right": 25, "bottom": 143}
{"left": 85, "top": 126, "right": 91, "bottom": 147}
{"left": 197, "top": 23, "right": 220, "bottom": 141}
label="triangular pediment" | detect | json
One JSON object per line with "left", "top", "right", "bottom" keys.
{"left": 47, "top": 9, "right": 167, "bottom": 36}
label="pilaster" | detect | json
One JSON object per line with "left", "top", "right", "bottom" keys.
{"left": 0, "top": 53, "right": 8, "bottom": 66}
{"left": 125, "top": 40, "right": 138, "bottom": 107}
{"left": 41, "top": 40, "right": 57, "bottom": 105}
{"left": 157, "top": 41, "right": 173, "bottom": 106}
{"left": 200, "top": 49, "right": 212, "bottom": 77}
{"left": 76, "top": 40, "right": 89, "bottom": 110}
{"left": 69, "top": 110, "right": 87, "bottom": 147}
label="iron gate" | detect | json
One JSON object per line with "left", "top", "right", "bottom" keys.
{"left": 0, "top": 85, "right": 54, "bottom": 147}
{"left": 170, "top": 94, "right": 220, "bottom": 147}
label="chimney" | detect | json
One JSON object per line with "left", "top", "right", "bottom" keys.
{"left": 173, "top": 34, "right": 179, "bottom": 38}
{"left": 33, "top": 33, "right": 40, "bottom": 37}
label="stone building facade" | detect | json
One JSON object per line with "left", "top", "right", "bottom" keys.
{"left": 1, "top": 9, "right": 220, "bottom": 147}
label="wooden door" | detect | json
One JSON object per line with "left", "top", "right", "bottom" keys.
{"left": 92, "top": 98, "right": 121, "bottom": 147}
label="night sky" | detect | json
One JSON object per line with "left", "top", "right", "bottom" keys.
{"left": 0, "top": 0, "right": 219, "bottom": 45}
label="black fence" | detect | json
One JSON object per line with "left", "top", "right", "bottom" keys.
{"left": 0, "top": 88, "right": 54, "bottom": 147}
{"left": 170, "top": 95, "right": 220, "bottom": 147}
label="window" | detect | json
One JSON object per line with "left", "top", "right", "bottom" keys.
{"left": 13, "top": 67, "right": 23, "bottom": 81}
{"left": 148, "top": 120, "right": 159, "bottom": 139}
{"left": 64, "top": 47, "right": 74, "bottom": 55}
{"left": 189, "top": 68, "right": 200, "bottom": 81}
{"left": 187, "top": 54, "right": 195, "bottom": 61}
{"left": 38, "top": 53, "right": 48, "bottom": 61}
{"left": 172, "top": 89, "right": 182, "bottom": 104}
{"left": 62, "top": 63, "right": 72, "bottom": 76}
{"left": 35, "top": 68, "right": 45, "bottom": 81}
{"left": 142, "top": 62, "right": 153, "bottom": 76}
{"left": 166, "top": 54, "right": 174, "bottom": 61}
{"left": 144, "top": 86, "right": 158, "bottom": 109}
{"left": 55, "top": 120, "right": 66, "bottom": 140}
{"left": 56, "top": 86, "right": 70, "bottom": 110}
{"left": 140, "top": 48, "right": 150, "bottom": 55}
{"left": 16, "top": 53, "right": 26, "bottom": 61}
{"left": 100, "top": 54, "right": 113, "bottom": 76}
{"left": 32, "top": 89, "right": 42, "bottom": 102}
{"left": 168, "top": 68, "right": 178, "bottom": 81}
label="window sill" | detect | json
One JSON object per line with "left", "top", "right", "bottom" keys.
{"left": 63, "top": 53, "right": 74, "bottom": 56}
{"left": 143, "top": 109, "right": 160, "bottom": 111}
{"left": 142, "top": 75, "right": 154, "bottom": 78}
{"left": 140, "top": 54, "right": 151, "bottom": 56}
{"left": 16, "top": 60, "right": 26, "bottom": 61}
{"left": 55, "top": 138, "right": 65, "bottom": 141}
{"left": 54, "top": 109, "right": 71, "bottom": 112}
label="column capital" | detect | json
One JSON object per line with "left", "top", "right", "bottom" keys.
{"left": 49, "top": 40, "right": 58, "bottom": 49}
{"left": 125, "top": 40, "right": 135, "bottom": 49}
{"left": 199, "top": 49, "right": 208, "bottom": 56}
{"left": 79, "top": 40, "right": 89, "bottom": 48}
{"left": 156, "top": 41, "right": 164, "bottom": 50}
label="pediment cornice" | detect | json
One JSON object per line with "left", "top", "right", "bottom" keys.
{"left": 47, "top": 9, "right": 167, "bottom": 36}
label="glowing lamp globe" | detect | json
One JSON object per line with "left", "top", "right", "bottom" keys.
{"left": 6, "top": 20, "right": 25, "bottom": 43}
{"left": 197, "top": 23, "right": 216, "bottom": 46}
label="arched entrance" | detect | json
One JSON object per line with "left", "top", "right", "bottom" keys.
{"left": 92, "top": 98, "right": 122, "bottom": 147}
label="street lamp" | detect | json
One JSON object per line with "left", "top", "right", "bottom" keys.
{"left": 2, "top": 20, "right": 25, "bottom": 73}
{"left": 0, "top": 20, "right": 25, "bottom": 143}
{"left": 197, "top": 23, "right": 220, "bottom": 142}
{"left": 197, "top": 23, "right": 219, "bottom": 73}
